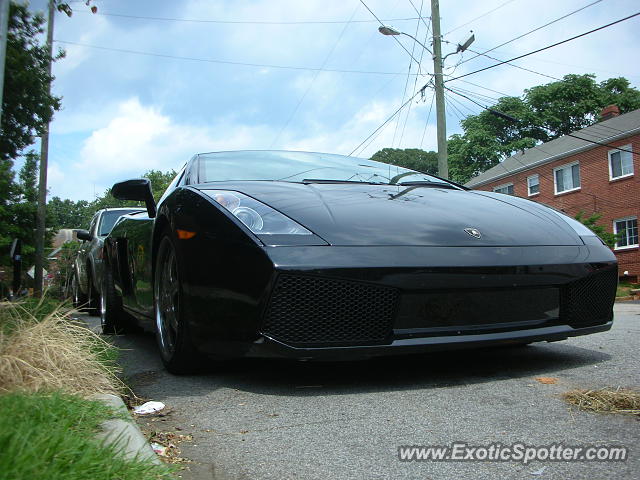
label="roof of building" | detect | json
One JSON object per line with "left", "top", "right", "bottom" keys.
{"left": 465, "top": 108, "right": 640, "bottom": 188}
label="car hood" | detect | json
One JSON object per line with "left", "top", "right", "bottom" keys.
{"left": 195, "top": 182, "right": 582, "bottom": 247}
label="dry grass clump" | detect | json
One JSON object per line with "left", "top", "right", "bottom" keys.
{"left": 562, "top": 387, "right": 640, "bottom": 417}
{"left": 0, "top": 299, "right": 125, "bottom": 396}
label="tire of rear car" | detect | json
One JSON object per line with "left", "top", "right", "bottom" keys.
{"left": 100, "top": 266, "right": 132, "bottom": 334}
{"left": 154, "top": 233, "right": 201, "bottom": 374}
{"left": 72, "top": 272, "right": 87, "bottom": 309}
{"left": 86, "top": 272, "right": 100, "bottom": 316}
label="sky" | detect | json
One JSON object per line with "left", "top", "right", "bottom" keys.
{"left": 22, "top": 0, "right": 640, "bottom": 201}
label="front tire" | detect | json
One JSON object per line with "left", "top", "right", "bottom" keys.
{"left": 154, "top": 234, "right": 200, "bottom": 374}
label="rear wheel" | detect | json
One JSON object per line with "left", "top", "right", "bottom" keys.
{"left": 154, "top": 234, "right": 200, "bottom": 374}
{"left": 100, "top": 267, "right": 134, "bottom": 334}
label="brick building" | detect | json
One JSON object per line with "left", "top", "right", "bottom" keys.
{"left": 466, "top": 107, "right": 639, "bottom": 282}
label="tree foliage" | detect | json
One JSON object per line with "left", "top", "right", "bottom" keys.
{"left": 0, "top": 2, "right": 62, "bottom": 163}
{"left": 447, "top": 74, "right": 640, "bottom": 183}
{"left": 47, "top": 169, "right": 178, "bottom": 230}
{"left": 370, "top": 148, "right": 438, "bottom": 176}
{"left": 0, "top": 151, "right": 41, "bottom": 266}
{"left": 575, "top": 211, "right": 619, "bottom": 248}
{"left": 0, "top": 3, "right": 63, "bottom": 266}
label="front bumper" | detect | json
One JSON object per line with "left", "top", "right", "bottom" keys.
{"left": 247, "top": 321, "right": 613, "bottom": 360}
{"left": 184, "top": 244, "right": 617, "bottom": 359}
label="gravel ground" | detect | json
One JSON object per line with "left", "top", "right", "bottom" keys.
{"left": 84, "top": 303, "right": 640, "bottom": 479}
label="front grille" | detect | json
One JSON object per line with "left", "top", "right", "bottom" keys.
{"left": 562, "top": 266, "right": 617, "bottom": 327}
{"left": 262, "top": 274, "right": 399, "bottom": 346}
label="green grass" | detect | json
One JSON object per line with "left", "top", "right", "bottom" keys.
{"left": 617, "top": 282, "right": 638, "bottom": 298}
{"left": 0, "top": 391, "right": 174, "bottom": 480}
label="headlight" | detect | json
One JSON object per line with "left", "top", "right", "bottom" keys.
{"left": 201, "top": 190, "right": 312, "bottom": 235}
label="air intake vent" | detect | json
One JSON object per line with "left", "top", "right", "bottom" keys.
{"left": 562, "top": 267, "right": 617, "bottom": 327}
{"left": 262, "top": 274, "right": 398, "bottom": 346}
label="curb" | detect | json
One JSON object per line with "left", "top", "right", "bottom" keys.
{"left": 88, "top": 393, "right": 161, "bottom": 465}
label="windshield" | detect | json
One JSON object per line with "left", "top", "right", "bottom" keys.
{"left": 196, "top": 151, "right": 453, "bottom": 186}
{"left": 98, "top": 210, "right": 142, "bottom": 236}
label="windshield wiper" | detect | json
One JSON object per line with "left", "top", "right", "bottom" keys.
{"left": 396, "top": 181, "right": 458, "bottom": 189}
{"left": 302, "top": 179, "right": 386, "bottom": 185}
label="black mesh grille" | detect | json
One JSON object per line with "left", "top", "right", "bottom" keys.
{"left": 262, "top": 274, "right": 399, "bottom": 346}
{"left": 562, "top": 267, "right": 617, "bottom": 327}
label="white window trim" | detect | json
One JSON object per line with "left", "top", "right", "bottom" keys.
{"left": 608, "top": 144, "right": 634, "bottom": 181}
{"left": 613, "top": 215, "right": 639, "bottom": 251}
{"left": 553, "top": 160, "right": 580, "bottom": 195}
{"left": 493, "top": 182, "right": 514, "bottom": 194}
{"left": 527, "top": 174, "right": 540, "bottom": 197}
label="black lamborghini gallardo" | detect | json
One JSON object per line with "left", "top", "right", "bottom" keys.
{"left": 101, "top": 150, "right": 617, "bottom": 373}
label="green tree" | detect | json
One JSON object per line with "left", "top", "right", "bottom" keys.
{"left": 575, "top": 211, "right": 618, "bottom": 248}
{"left": 447, "top": 74, "right": 640, "bottom": 183}
{"left": 88, "top": 169, "right": 178, "bottom": 212}
{"left": 0, "top": 3, "right": 62, "bottom": 163}
{"left": 144, "top": 169, "right": 178, "bottom": 202}
{"left": 0, "top": 3, "right": 63, "bottom": 264}
{"left": 47, "top": 197, "right": 92, "bottom": 230}
{"left": 370, "top": 148, "right": 438, "bottom": 175}
{"left": 45, "top": 169, "right": 179, "bottom": 232}
{"left": 4, "top": 151, "right": 40, "bottom": 265}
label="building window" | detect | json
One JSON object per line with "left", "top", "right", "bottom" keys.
{"left": 554, "top": 161, "right": 580, "bottom": 194}
{"left": 527, "top": 174, "right": 539, "bottom": 196}
{"left": 614, "top": 217, "right": 638, "bottom": 249}
{"left": 493, "top": 183, "right": 514, "bottom": 195}
{"left": 608, "top": 145, "right": 633, "bottom": 180}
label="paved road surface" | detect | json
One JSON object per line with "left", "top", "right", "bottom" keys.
{"left": 83, "top": 303, "right": 640, "bottom": 479}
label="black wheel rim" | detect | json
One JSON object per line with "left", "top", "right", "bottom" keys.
{"left": 100, "top": 288, "right": 107, "bottom": 327}
{"left": 155, "top": 240, "right": 180, "bottom": 357}
{"left": 72, "top": 276, "right": 79, "bottom": 305}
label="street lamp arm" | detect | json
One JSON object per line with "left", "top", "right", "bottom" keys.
{"left": 400, "top": 32, "right": 433, "bottom": 55}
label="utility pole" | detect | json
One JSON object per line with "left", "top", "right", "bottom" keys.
{"left": 430, "top": 0, "right": 448, "bottom": 179}
{"left": 0, "top": 0, "right": 10, "bottom": 124}
{"left": 34, "top": 0, "right": 55, "bottom": 297}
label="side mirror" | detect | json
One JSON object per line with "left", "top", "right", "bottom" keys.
{"left": 111, "top": 178, "right": 157, "bottom": 218}
{"left": 76, "top": 229, "right": 92, "bottom": 242}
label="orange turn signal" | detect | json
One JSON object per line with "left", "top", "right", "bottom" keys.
{"left": 176, "top": 229, "right": 197, "bottom": 240}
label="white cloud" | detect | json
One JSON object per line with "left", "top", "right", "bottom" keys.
{"left": 38, "top": 0, "right": 640, "bottom": 201}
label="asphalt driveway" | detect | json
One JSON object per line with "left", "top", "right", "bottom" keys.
{"left": 83, "top": 303, "right": 640, "bottom": 479}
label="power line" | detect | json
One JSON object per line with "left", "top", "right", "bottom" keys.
{"left": 395, "top": 0, "right": 426, "bottom": 147}
{"left": 348, "top": 82, "right": 428, "bottom": 156}
{"left": 457, "top": 0, "right": 603, "bottom": 66}
{"left": 54, "top": 39, "right": 425, "bottom": 76}
{"left": 358, "top": 0, "right": 425, "bottom": 68}
{"left": 453, "top": 78, "right": 511, "bottom": 97}
{"left": 420, "top": 88, "right": 436, "bottom": 148}
{"left": 74, "top": 9, "right": 422, "bottom": 25}
{"left": 447, "top": 90, "right": 479, "bottom": 115}
{"left": 406, "top": 0, "right": 431, "bottom": 31}
{"left": 270, "top": 4, "right": 359, "bottom": 148}
{"left": 452, "top": 86, "right": 501, "bottom": 103}
{"left": 465, "top": 47, "right": 561, "bottom": 81}
{"left": 444, "top": 0, "right": 520, "bottom": 36}
{"left": 444, "top": 94, "right": 467, "bottom": 122}
{"left": 445, "top": 11, "right": 640, "bottom": 82}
